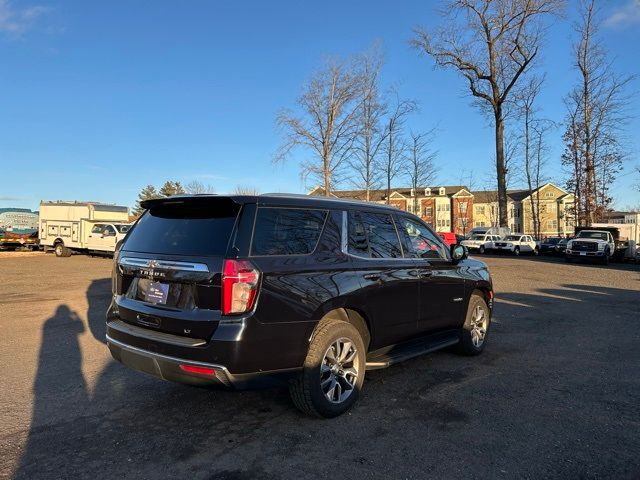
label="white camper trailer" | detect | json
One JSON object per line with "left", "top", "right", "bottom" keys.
{"left": 39, "top": 201, "right": 131, "bottom": 257}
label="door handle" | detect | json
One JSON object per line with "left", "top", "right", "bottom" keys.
{"left": 363, "top": 273, "right": 381, "bottom": 281}
{"left": 418, "top": 270, "right": 433, "bottom": 278}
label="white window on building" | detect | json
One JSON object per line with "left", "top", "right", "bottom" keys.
{"left": 545, "top": 191, "right": 554, "bottom": 198}
{"left": 424, "top": 206, "right": 432, "bottom": 216}
{"left": 424, "top": 188, "right": 431, "bottom": 196}
{"left": 475, "top": 206, "right": 485, "bottom": 215}
{"left": 439, "top": 187, "right": 446, "bottom": 196}
{"left": 459, "top": 202, "right": 468, "bottom": 213}
{"left": 437, "top": 203, "right": 450, "bottom": 212}
{"left": 474, "top": 221, "right": 486, "bottom": 227}
{"left": 547, "top": 220, "right": 557, "bottom": 229}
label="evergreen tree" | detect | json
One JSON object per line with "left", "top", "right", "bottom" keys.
{"left": 159, "top": 181, "right": 186, "bottom": 197}
{"left": 133, "top": 185, "right": 160, "bottom": 217}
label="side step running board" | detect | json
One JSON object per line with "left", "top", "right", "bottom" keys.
{"left": 365, "top": 334, "right": 459, "bottom": 370}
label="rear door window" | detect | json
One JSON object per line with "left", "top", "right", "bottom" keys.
{"left": 348, "top": 211, "right": 403, "bottom": 258}
{"left": 251, "top": 207, "right": 327, "bottom": 256}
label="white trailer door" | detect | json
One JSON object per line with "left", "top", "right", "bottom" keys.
{"left": 86, "top": 224, "right": 118, "bottom": 251}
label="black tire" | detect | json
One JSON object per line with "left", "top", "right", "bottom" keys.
{"left": 54, "top": 242, "right": 72, "bottom": 258}
{"left": 289, "top": 319, "right": 366, "bottom": 418}
{"left": 565, "top": 256, "right": 572, "bottom": 263}
{"left": 454, "top": 293, "right": 491, "bottom": 356}
{"left": 479, "top": 245, "right": 485, "bottom": 254}
{"left": 513, "top": 246, "right": 520, "bottom": 256}
{"left": 602, "top": 250, "right": 610, "bottom": 265}
{"left": 533, "top": 246, "right": 540, "bottom": 256}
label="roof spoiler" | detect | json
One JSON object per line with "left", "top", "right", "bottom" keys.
{"left": 140, "top": 195, "right": 241, "bottom": 211}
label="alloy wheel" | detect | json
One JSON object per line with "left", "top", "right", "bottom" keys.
{"left": 320, "top": 338, "right": 359, "bottom": 404}
{"left": 470, "top": 305, "right": 488, "bottom": 348}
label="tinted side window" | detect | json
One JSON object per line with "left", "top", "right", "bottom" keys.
{"left": 91, "top": 224, "right": 104, "bottom": 234}
{"left": 251, "top": 207, "right": 327, "bottom": 256}
{"left": 348, "top": 211, "right": 369, "bottom": 256}
{"left": 397, "top": 216, "right": 447, "bottom": 260}
{"left": 360, "top": 212, "right": 402, "bottom": 258}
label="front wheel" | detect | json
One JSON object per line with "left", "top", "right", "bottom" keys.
{"left": 533, "top": 246, "right": 540, "bottom": 256}
{"left": 454, "top": 293, "right": 491, "bottom": 356}
{"left": 479, "top": 245, "right": 485, "bottom": 254}
{"left": 513, "top": 246, "right": 520, "bottom": 256}
{"left": 289, "top": 320, "right": 366, "bottom": 418}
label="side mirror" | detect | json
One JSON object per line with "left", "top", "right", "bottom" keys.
{"left": 451, "top": 244, "right": 468, "bottom": 262}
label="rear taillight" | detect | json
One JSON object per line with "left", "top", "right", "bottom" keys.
{"left": 222, "top": 259, "right": 260, "bottom": 315}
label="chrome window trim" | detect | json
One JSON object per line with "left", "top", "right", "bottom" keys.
{"left": 119, "top": 257, "right": 209, "bottom": 272}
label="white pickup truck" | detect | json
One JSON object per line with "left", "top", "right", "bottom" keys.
{"left": 492, "top": 234, "right": 539, "bottom": 256}
{"left": 565, "top": 229, "right": 615, "bottom": 264}
{"left": 461, "top": 233, "right": 501, "bottom": 254}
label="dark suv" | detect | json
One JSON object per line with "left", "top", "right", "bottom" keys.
{"left": 106, "top": 194, "right": 493, "bottom": 417}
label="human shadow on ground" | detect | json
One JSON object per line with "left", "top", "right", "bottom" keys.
{"left": 13, "top": 278, "right": 640, "bottom": 479}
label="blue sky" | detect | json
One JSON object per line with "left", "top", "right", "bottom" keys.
{"left": 1, "top": 0, "right": 639, "bottom": 212}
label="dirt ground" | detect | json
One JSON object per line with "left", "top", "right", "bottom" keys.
{"left": 0, "top": 252, "right": 639, "bottom": 479}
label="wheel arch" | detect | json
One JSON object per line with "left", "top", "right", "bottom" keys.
{"left": 311, "top": 307, "right": 371, "bottom": 351}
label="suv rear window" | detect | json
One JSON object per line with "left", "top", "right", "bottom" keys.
{"left": 251, "top": 207, "right": 327, "bottom": 256}
{"left": 123, "top": 204, "right": 239, "bottom": 256}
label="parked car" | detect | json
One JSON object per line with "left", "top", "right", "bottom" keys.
{"left": 565, "top": 229, "right": 616, "bottom": 265}
{"left": 493, "top": 234, "right": 539, "bottom": 256}
{"left": 461, "top": 233, "right": 501, "bottom": 254}
{"left": 540, "top": 237, "right": 562, "bottom": 255}
{"left": 437, "top": 231, "right": 457, "bottom": 246}
{"left": 555, "top": 238, "right": 571, "bottom": 256}
{"left": 106, "top": 194, "right": 494, "bottom": 418}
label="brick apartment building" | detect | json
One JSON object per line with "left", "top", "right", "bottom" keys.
{"left": 309, "top": 182, "right": 576, "bottom": 237}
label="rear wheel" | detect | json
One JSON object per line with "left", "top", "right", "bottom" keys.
{"left": 289, "top": 319, "right": 365, "bottom": 418}
{"left": 54, "top": 242, "right": 72, "bottom": 258}
{"left": 454, "top": 293, "right": 491, "bottom": 356}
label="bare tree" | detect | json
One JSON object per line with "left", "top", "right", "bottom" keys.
{"left": 234, "top": 185, "right": 260, "bottom": 195}
{"left": 382, "top": 93, "right": 416, "bottom": 204}
{"left": 515, "top": 76, "right": 550, "bottom": 239}
{"left": 412, "top": 0, "right": 563, "bottom": 227}
{"left": 348, "top": 46, "right": 388, "bottom": 201}
{"left": 275, "top": 56, "right": 362, "bottom": 195}
{"left": 561, "top": 98, "right": 585, "bottom": 226}
{"left": 563, "top": 0, "right": 634, "bottom": 225}
{"left": 185, "top": 180, "right": 215, "bottom": 194}
{"left": 406, "top": 129, "right": 438, "bottom": 214}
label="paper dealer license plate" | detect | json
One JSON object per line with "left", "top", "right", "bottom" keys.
{"left": 145, "top": 281, "right": 169, "bottom": 304}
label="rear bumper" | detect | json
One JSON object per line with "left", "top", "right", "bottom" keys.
{"left": 107, "top": 334, "right": 300, "bottom": 389}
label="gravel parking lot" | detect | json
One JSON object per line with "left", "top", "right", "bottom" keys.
{"left": 0, "top": 252, "right": 639, "bottom": 479}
